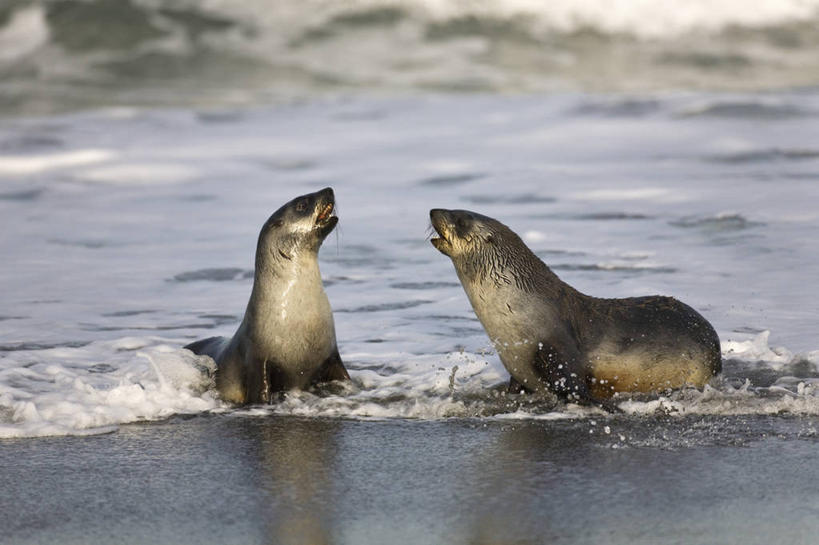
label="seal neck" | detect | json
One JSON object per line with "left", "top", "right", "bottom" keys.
{"left": 456, "top": 236, "right": 563, "bottom": 295}
{"left": 243, "top": 249, "right": 324, "bottom": 330}
{"left": 250, "top": 251, "right": 322, "bottom": 300}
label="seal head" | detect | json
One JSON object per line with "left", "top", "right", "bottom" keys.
{"left": 431, "top": 209, "right": 558, "bottom": 293}
{"left": 430, "top": 208, "right": 492, "bottom": 258}
{"left": 258, "top": 187, "right": 338, "bottom": 264}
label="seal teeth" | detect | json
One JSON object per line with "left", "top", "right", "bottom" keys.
{"left": 317, "top": 202, "right": 334, "bottom": 222}
{"left": 431, "top": 224, "right": 446, "bottom": 242}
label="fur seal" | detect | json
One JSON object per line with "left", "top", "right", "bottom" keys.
{"left": 430, "top": 209, "right": 721, "bottom": 406}
{"left": 186, "top": 188, "right": 349, "bottom": 404}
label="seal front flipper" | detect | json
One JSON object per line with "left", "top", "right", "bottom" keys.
{"left": 312, "top": 349, "right": 350, "bottom": 384}
{"left": 533, "top": 343, "right": 621, "bottom": 413}
{"left": 532, "top": 342, "right": 588, "bottom": 401}
{"left": 184, "top": 336, "right": 227, "bottom": 360}
{"left": 507, "top": 376, "right": 525, "bottom": 394}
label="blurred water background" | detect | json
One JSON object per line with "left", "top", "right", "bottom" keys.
{"left": 5, "top": 0, "right": 819, "bottom": 115}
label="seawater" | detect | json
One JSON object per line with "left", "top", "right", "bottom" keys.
{"left": 3, "top": 416, "right": 819, "bottom": 545}
{"left": 6, "top": 0, "right": 819, "bottom": 115}
{"left": 1, "top": 93, "right": 818, "bottom": 439}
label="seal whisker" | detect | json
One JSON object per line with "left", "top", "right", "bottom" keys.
{"left": 333, "top": 224, "right": 342, "bottom": 255}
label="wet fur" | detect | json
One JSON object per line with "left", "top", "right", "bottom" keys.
{"left": 185, "top": 188, "right": 349, "bottom": 404}
{"left": 430, "top": 209, "right": 721, "bottom": 406}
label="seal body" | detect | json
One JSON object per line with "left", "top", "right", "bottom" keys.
{"left": 186, "top": 188, "right": 349, "bottom": 404}
{"left": 430, "top": 209, "right": 721, "bottom": 404}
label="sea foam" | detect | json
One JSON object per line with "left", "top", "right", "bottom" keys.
{"left": 0, "top": 339, "right": 221, "bottom": 438}
{"left": 2, "top": 331, "right": 816, "bottom": 438}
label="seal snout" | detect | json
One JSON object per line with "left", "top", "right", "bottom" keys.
{"left": 429, "top": 208, "right": 453, "bottom": 255}
{"left": 429, "top": 209, "right": 448, "bottom": 239}
{"left": 313, "top": 187, "right": 338, "bottom": 237}
{"left": 315, "top": 187, "right": 336, "bottom": 224}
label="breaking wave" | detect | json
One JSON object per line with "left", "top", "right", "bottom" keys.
{"left": 4, "top": 0, "right": 819, "bottom": 114}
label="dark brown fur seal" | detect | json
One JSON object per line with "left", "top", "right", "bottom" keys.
{"left": 185, "top": 188, "right": 349, "bottom": 404}
{"left": 430, "top": 209, "right": 721, "bottom": 406}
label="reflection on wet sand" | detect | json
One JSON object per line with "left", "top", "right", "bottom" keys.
{"left": 249, "top": 417, "right": 342, "bottom": 545}
{"left": 464, "top": 422, "right": 615, "bottom": 544}
{"left": 466, "top": 424, "right": 560, "bottom": 544}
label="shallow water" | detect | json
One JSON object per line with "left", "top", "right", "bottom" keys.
{"left": 1, "top": 93, "right": 819, "bottom": 439}
{"left": 2, "top": 415, "right": 818, "bottom": 545}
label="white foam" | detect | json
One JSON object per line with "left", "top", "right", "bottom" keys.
{"left": 207, "top": 0, "right": 819, "bottom": 39}
{"left": 0, "top": 6, "right": 49, "bottom": 63}
{"left": 0, "top": 340, "right": 223, "bottom": 438}
{"left": 2, "top": 330, "right": 818, "bottom": 439}
{"left": 615, "top": 379, "right": 819, "bottom": 417}
{"left": 523, "top": 231, "right": 548, "bottom": 243}
{"left": 723, "top": 330, "right": 796, "bottom": 367}
{"left": 0, "top": 149, "right": 115, "bottom": 175}
{"left": 594, "top": 260, "right": 670, "bottom": 271}
{"left": 78, "top": 163, "right": 200, "bottom": 185}
{"left": 231, "top": 333, "right": 819, "bottom": 421}
{"left": 571, "top": 187, "right": 685, "bottom": 203}
{"left": 497, "top": 0, "right": 819, "bottom": 38}
{"left": 265, "top": 351, "right": 510, "bottom": 420}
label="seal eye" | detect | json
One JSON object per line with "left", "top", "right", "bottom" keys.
{"left": 295, "top": 199, "right": 308, "bottom": 212}
{"left": 456, "top": 217, "right": 468, "bottom": 230}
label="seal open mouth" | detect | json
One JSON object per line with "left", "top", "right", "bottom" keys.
{"left": 315, "top": 196, "right": 338, "bottom": 238}
{"left": 429, "top": 209, "right": 452, "bottom": 255}
{"left": 430, "top": 225, "right": 446, "bottom": 244}
{"left": 316, "top": 201, "right": 335, "bottom": 224}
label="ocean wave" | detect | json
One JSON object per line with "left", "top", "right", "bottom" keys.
{"left": 4, "top": 1, "right": 819, "bottom": 114}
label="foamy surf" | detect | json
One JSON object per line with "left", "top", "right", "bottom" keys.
{"left": 2, "top": 331, "right": 815, "bottom": 438}
{"left": 0, "top": 339, "right": 222, "bottom": 439}
{"left": 256, "top": 331, "right": 819, "bottom": 421}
